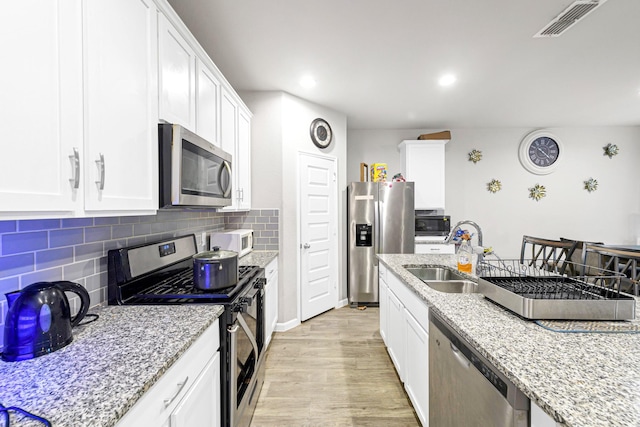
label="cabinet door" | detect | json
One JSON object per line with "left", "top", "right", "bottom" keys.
{"left": 265, "top": 257, "right": 278, "bottom": 348}
{"left": 196, "top": 59, "right": 221, "bottom": 146}
{"left": 236, "top": 109, "right": 252, "bottom": 210}
{"left": 170, "top": 352, "right": 221, "bottom": 427}
{"left": 158, "top": 13, "right": 196, "bottom": 131}
{"left": 220, "top": 89, "right": 238, "bottom": 210}
{"left": 387, "top": 290, "right": 405, "bottom": 381}
{"left": 83, "top": 0, "right": 158, "bottom": 212}
{"left": 405, "top": 310, "right": 429, "bottom": 426}
{"left": 379, "top": 273, "right": 388, "bottom": 345}
{"left": 0, "top": 1, "right": 82, "bottom": 213}
{"left": 401, "top": 141, "right": 446, "bottom": 210}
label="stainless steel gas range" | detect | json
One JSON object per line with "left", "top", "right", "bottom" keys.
{"left": 107, "top": 234, "right": 266, "bottom": 427}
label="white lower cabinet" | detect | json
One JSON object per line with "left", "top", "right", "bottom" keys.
{"left": 378, "top": 264, "right": 388, "bottom": 345}
{"left": 117, "top": 320, "right": 220, "bottom": 427}
{"left": 383, "top": 268, "right": 429, "bottom": 426}
{"left": 264, "top": 256, "right": 279, "bottom": 348}
{"left": 404, "top": 310, "right": 429, "bottom": 425}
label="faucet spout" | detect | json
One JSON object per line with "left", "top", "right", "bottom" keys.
{"left": 445, "top": 220, "right": 483, "bottom": 247}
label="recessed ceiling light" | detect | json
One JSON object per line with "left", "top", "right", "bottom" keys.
{"left": 300, "top": 76, "right": 316, "bottom": 88}
{"left": 438, "top": 74, "right": 456, "bottom": 87}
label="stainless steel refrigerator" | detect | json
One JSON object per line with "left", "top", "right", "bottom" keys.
{"left": 347, "top": 182, "right": 415, "bottom": 306}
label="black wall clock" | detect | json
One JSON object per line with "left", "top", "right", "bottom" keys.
{"left": 310, "top": 118, "right": 333, "bottom": 149}
{"left": 518, "top": 130, "right": 563, "bottom": 175}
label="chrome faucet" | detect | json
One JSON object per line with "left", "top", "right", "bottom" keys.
{"left": 445, "top": 220, "right": 485, "bottom": 272}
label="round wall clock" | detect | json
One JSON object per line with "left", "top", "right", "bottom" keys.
{"left": 310, "top": 118, "right": 333, "bottom": 149}
{"left": 518, "top": 130, "right": 563, "bottom": 175}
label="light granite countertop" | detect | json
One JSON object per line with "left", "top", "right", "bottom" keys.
{"left": 239, "top": 250, "right": 278, "bottom": 268}
{"left": 378, "top": 253, "right": 640, "bottom": 427}
{"left": 0, "top": 304, "right": 224, "bottom": 427}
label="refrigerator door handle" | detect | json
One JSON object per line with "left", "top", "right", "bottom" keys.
{"left": 374, "top": 199, "right": 381, "bottom": 260}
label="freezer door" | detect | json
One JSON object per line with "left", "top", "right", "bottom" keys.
{"left": 347, "top": 182, "right": 377, "bottom": 305}
{"left": 379, "top": 182, "right": 415, "bottom": 254}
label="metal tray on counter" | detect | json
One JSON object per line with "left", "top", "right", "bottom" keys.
{"left": 477, "top": 259, "right": 636, "bottom": 321}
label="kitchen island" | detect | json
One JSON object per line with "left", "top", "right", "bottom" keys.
{"left": 0, "top": 305, "right": 223, "bottom": 427}
{"left": 379, "top": 253, "right": 640, "bottom": 427}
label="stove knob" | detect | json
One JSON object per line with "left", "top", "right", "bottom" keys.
{"left": 239, "top": 296, "right": 253, "bottom": 306}
{"left": 254, "top": 278, "right": 266, "bottom": 289}
{"left": 233, "top": 303, "right": 245, "bottom": 313}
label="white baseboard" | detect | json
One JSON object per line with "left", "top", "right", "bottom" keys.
{"left": 274, "top": 318, "right": 300, "bottom": 332}
{"left": 336, "top": 298, "right": 348, "bottom": 308}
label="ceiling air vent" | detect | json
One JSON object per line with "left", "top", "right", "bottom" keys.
{"left": 533, "top": 0, "right": 608, "bottom": 38}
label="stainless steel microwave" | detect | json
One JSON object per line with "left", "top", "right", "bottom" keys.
{"left": 415, "top": 212, "right": 451, "bottom": 236}
{"left": 159, "top": 123, "right": 232, "bottom": 208}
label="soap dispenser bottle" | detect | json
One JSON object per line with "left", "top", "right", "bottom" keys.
{"left": 457, "top": 239, "right": 473, "bottom": 274}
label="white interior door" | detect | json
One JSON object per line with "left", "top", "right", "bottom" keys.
{"left": 299, "top": 153, "right": 338, "bottom": 321}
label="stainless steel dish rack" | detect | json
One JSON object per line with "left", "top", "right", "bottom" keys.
{"left": 476, "top": 259, "right": 636, "bottom": 320}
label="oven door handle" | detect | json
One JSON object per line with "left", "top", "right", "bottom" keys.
{"left": 227, "top": 323, "right": 240, "bottom": 426}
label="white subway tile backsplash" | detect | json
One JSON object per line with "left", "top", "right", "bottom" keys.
{"left": 0, "top": 209, "right": 279, "bottom": 351}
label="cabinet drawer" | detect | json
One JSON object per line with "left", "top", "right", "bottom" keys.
{"left": 379, "top": 262, "right": 388, "bottom": 284}
{"left": 117, "top": 319, "right": 220, "bottom": 426}
{"left": 415, "top": 243, "right": 455, "bottom": 254}
{"left": 265, "top": 257, "right": 278, "bottom": 281}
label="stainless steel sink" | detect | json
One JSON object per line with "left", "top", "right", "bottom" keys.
{"left": 422, "top": 280, "right": 478, "bottom": 294}
{"left": 405, "top": 267, "right": 478, "bottom": 294}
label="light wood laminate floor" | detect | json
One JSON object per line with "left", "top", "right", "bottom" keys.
{"left": 250, "top": 307, "right": 420, "bottom": 427}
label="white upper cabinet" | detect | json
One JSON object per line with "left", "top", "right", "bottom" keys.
{"left": 0, "top": 1, "right": 83, "bottom": 215}
{"left": 399, "top": 140, "right": 448, "bottom": 210}
{"left": 83, "top": 0, "right": 159, "bottom": 212}
{"left": 0, "top": 0, "right": 249, "bottom": 219}
{"left": 196, "top": 59, "right": 221, "bottom": 146}
{"left": 158, "top": 12, "right": 196, "bottom": 131}
{"left": 221, "top": 88, "right": 252, "bottom": 211}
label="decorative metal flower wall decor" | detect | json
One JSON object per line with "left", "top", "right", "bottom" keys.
{"left": 487, "top": 179, "right": 502, "bottom": 193}
{"left": 468, "top": 149, "right": 482, "bottom": 164}
{"left": 528, "top": 184, "right": 546, "bottom": 201}
{"left": 584, "top": 177, "right": 598, "bottom": 192}
{"left": 603, "top": 143, "right": 619, "bottom": 158}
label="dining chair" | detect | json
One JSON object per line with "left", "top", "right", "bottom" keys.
{"left": 520, "top": 236, "right": 578, "bottom": 275}
{"left": 581, "top": 243, "right": 640, "bottom": 296}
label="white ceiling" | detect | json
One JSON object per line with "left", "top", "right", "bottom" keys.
{"left": 168, "top": 0, "right": 640, "bottom": 130}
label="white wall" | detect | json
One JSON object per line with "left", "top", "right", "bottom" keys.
{"left": 348, "top": 127, "right": 640, "bottom": 258}
{"left": 241, "top": 91, "right": 348, "bottom": 325}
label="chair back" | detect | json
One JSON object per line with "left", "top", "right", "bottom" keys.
{"left": 582, "top": 243, "right": 640, "bottom": 295}
{"left": 520, "top": 236, "right": 578, "bottom": 275}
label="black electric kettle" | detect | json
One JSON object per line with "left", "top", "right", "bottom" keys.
{"left": 2, "top": 281, "right": 90, "bottom": 362}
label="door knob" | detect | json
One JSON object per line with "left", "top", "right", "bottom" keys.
{"left": 303, "top": 243, "right": 311, "bottom": 249}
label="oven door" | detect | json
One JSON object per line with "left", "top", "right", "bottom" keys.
{"left": 227, "top": 285, "right": 265, "bottom": 427}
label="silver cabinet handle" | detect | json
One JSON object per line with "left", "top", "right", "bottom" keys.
{"left": 163, "top": 376, "right": 189, "bottom": 408}
{"left": 69, "top": 148, "right": 80, "bottom": 189}
{"left": 95, "top": 153, "right": 105, "bottom": 190}
{"left": 303, "top": 243, "right": 311, "bottom": 249}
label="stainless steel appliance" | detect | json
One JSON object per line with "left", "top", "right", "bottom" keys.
{"left": 159, "top": 123, "right": 232, "bottom": 208}
{"left": 2, "top": 281, "right": 90, "bottom": 362}
{"left": 347, "top": 182, "right": 415, "bottom": 306}
{"left": 415, "top": 211, "right": 451, "bottom": 237}
{"left": 107, "top": 235, "right": 265, "bottom": 427}
{"left": 429, "top": 312, "right": 529, "bottom": 427}
{"left": 477, "top": 259, "right": 636, "bottom": 320}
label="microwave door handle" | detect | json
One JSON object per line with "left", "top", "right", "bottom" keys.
{"left": 219, "top": 160, "right": 232, "bottom": 198}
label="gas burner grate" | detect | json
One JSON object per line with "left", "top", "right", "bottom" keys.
{"left": 130, "top": 265, "right": 260, "bottom": 303}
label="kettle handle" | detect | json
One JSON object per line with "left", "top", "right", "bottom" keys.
{"left": 56, "top": 281, "right": 90, "bottom": 327}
